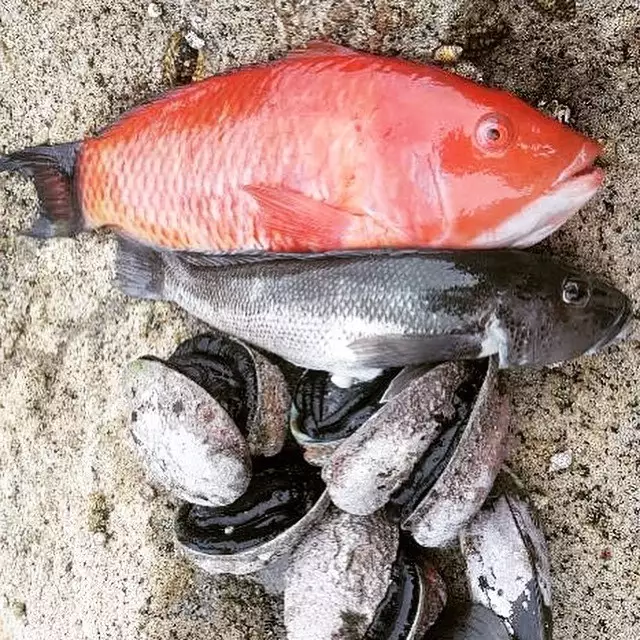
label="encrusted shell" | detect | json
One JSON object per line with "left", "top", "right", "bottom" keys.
{"left": 322, "top": 362, "right": 473, "bottom": 516}
{"left": 284, "top": 506, "right": 447, "bottom": 640}
{"left": 174, "top": 451, "right": 331, "bottom": 576}
{"left": 284, "top": 507, "right": 399, "bottom": 640}
{"left": 167, "top": 333, "right": 290, "bottom": 458}
{"left": 122, "top": 332, "right": 290, "bottom": 506}
{"left": 459, "top": 492, "right": 552, "bottom": 640}
{"left": 401, "top": 356, "right": 512, "bottom": 548}
{"left": 124, "top": 357, "right": 251, "bottom": 507}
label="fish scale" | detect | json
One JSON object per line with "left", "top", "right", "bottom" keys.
{"left": 165, "top": 255, "right": 447, "bottom": 375}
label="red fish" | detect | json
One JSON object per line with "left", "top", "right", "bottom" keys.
{"left": 0, "top": 41, "right": 603, "bottom": 252}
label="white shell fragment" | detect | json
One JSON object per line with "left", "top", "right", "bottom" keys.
{"left": 548, "top": 450, "right": 573, "bottom": 473}
{"left": 403, "top": 356, "right": 512, "bottom": 548}
{"left": 284, "top": 507, "right": 399, "bottom": 640}
{"left": 459, "top": 493, "right": 553, "bottom": 640}
{"left": 322, "top": 362, "right": 470, "bottom": 516}
{"left": 123, "top": 358, "right": 250, "bottom": 507}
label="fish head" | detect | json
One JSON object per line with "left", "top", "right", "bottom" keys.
{"left": 495, "top": 259, "right": 632, "bottom": 367}
{"left": 432, "top": 77, "right": 603, "bottom": 248}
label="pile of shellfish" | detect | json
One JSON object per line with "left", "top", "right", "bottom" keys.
{"left": 123, "top": 331, "right": 552, "bottom": 640}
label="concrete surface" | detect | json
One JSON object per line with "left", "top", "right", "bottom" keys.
{"left": 0, "top": 1, "right": 638, "bottom": 638}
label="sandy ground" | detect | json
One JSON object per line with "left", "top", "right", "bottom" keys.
{"left": 0, "top": 1, "right": 638, "bottom": 638}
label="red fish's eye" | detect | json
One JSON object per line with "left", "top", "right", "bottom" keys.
{"left": 475, "top": 113, "right": 513, "bottom": 153}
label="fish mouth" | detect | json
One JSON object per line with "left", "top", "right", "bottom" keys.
{"left": 505, "top": 146, "right": 604, "bottom": 249}
{"left": 517, "top": 142, "right": 604, "bottom": 245}
{"left": 468, "top": 143, "right": 603, "bottom": 249}
{"left": 551, "top": 141, "right": 603, "bottom": 189}
{"left": 586, "top": 297, "right": 633, "bottom": 356}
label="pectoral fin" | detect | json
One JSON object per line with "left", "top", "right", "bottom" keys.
{"left": 244, "top": 184, "right": 357, "bottom": 251}
{"left": 347, "top": 334, "right": 485, "bottom": 369}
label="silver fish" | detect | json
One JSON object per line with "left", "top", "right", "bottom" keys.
{"left": 116, "top": 243, "right": 631, "bottom": 386}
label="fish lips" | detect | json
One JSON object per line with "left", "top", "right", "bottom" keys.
{"left": 585, "top": 293, "right": 633, "bottom": 355}
{"left": 518, "top": 158, "right": 604, "bottom": 247}
{"left": 551, "top": 140, "right": 603, "bottom": 190}
{"left": 470, "top": 143, "right": 603, "bottom": 249}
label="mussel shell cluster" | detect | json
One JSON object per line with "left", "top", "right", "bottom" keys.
{"left": 124, "top": 333, "right": 289, "bottom": 507}
{"left": 292, "top": 357, "right": 511, "bottom": 548}
{"left": 122, "top": 331, "right": 551, "bottom": 639}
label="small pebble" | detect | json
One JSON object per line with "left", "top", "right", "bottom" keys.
{"left": 549, "top": 450, "right": 573, "bottom": 473}
{"left": 139, "top": 483, "right": 157, "bottom": 502}
{"left": 185, "top": 30, "right": 205, "bottom": 51}
{"left": 147, "top": 2, "right": 163, "bottom": 18}
{"left": 93, "top": 531, "right": 108, "bottom": 546}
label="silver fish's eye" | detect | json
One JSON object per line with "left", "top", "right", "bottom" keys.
{"left": 562, "top": 278, "right": 591, "bottom": 306}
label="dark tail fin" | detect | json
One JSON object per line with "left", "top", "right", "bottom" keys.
{"left": 0, "top": 142, "right": 84, "bottom": 237}
{"left": 115, "top": 239, "right": 165, "bottom": 300}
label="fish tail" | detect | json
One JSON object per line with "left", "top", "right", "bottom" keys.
{"left": 0, "top": 141, "right": 84, "bottom": 237}
{"left": 115, "top": 239, "right": 165, "bottom": 301}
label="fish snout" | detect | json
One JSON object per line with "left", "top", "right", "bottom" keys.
{"left": 553, "top": 139, "right": 603, "bottom": 189}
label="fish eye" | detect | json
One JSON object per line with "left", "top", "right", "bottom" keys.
{"left": 562, "top": 278, "right": 591, "bottom": 307}
{"left": 474, "top": 113, "right": 514, "bottom": 153}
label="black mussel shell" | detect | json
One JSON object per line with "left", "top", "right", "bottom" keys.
{"left": 175, "top": 450, "right": 325, "bottom": 555}
{"left": 292, "top": 368, "right": 399, "bottom": 443}
{"left": 157, "top": 333, "right": 259, "bottom": 437}
{"left": 460, "top": 490, "right": 553, "bottom": 640}
{"left": 387, "top": 361, "right": 486, "bottom": 523}
{"left": 366, "top": 541, "right": 445, "bottom": 640}
{"left": 424, "top": 604, "right": 511, "bottom": 639}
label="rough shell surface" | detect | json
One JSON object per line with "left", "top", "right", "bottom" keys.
{"left": 322, "top": 362, "right": 469, "bottom": 516}
{"left": 459, "top": 493, "right": 552, "bottom": 639}
{"left": 246, "top": 347, "right": 290, "bottom": 457}
{"left": 410, "top": 559, "right": 449, "bottom": 639}
{"left": 123, "top": 358, "right": 250, "bottom": 507}
{"left": 284, "top": 507, "right": 399, "bottom": 640}
{"left": 403, "top": 356, "right": 511, "bottom": 547}
{"left": 167, "top": 332, "right": 290, "bottom": 458}
{"left": 177, "top": 490, "right": 332, "bottom": 576}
